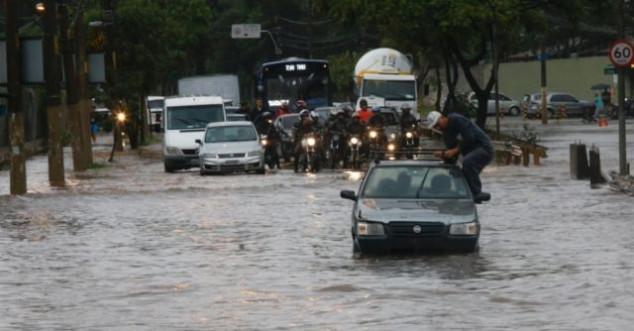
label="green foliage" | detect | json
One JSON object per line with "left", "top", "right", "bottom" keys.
{"left": 326, "top": 51, "right": 360, "bottom": 101}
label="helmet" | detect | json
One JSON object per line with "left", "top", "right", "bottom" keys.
{"left": 263, "top": 111, "right": 272, "bottom": 118}
{"left": 351, "top": 111, "right": 361, "bottom": 118}
{"left": 336, "top": 108, "right": 345, "bottom": 116}
{"left": 359, "top": 99, "right": 368, "bottom": 107}
{"left": 427, "top": 111, "right": 442, "bottom": 129}
{"left": 343, "top": 105, "right": 353, "bottom": 114}
{"left": 400, "top": 104, "right": 412, "bottom": 112}
{"left": 372, "top": 106, "right": 381, "bottom": 112}
{"left": 299, "top": 109, "right": 310, "bottom": 118}
{"left": 310, "top": 110, "right": 319, "bottom": 119}
{"left": 330, "top": 108, "right": 339, "bottom": 116}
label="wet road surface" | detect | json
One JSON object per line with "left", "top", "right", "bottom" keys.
{"left": 1, "top": 118, "right": 634, "bottom": 330}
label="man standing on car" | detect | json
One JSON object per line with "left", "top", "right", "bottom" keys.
{"left": 427, "top": 111, "right": 493, "bottom": 203}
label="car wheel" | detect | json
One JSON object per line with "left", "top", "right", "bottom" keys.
{"left": 164, "top": 163, "right": 175, "bottom": 173}
{"left": 508, "top": 107, "right": 520, "bottom": 116}
{"left": 255, "top": 166, "right": 265, "bottom": 175}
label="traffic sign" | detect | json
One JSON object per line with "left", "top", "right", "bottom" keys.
{"left": 231, "top": 24, "right": 261, "bottom": 39}
{"left": 608, "top": 39, "right": 634, "bottom": 67}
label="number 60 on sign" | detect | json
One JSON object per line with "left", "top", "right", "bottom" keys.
{"left": 609, "top": 40, "right": 634, "bottom": 67}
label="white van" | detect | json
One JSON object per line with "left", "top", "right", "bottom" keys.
{"left": 163, "top": 96, "right": 226, "bottom": 172}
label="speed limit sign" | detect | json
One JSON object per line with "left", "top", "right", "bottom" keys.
{"left": 609, "top": 40, "right": 634, "bottom": 67}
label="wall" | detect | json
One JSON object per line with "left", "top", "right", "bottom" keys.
{"left": 482, "top": 56, "right": 629, "bottom": 103}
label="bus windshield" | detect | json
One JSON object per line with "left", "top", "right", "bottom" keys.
{"left": 166, "top": 104, "right": 224, "bottom": 130}
{"left": 362, "top": 80, "right": 416, "bottom": 101}
{"left": 260, "top": 59, "right": 331, "bottom": 108}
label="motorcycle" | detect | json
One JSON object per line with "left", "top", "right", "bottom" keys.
{"left": 367, "top": 126, "right": 386, "bottom": 160}
{"left": 259, "top": 134, "right": 277, "bottom": 169}
{"left": 298, "top": 133, "right": 321, "bottom": 173}
{"left": 400, "top": 125, "right": 419, "bottom": 159}
{"left": 345, "top": 134, "right": 363, "bottom": 170}
{"left": 328, "top": 131, "right": 344, "bottom": 169}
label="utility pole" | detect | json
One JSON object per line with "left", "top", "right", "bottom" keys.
{"left": 43, "top": 0, "right": 65, "bottom": 187}
{"left": 5, "top": 0, "right": 27, "bottom": 195}
{"left": 540, "top": 43, "right": 548, "bottom": 125}
{"left": 618, "top": 0, "right": 628, "bottom": 175}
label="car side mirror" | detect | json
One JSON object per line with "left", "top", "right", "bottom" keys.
{"left": 340, "top": 190, "right": 357, "bottom": 201}
{"left": 195, "top": 139, "right": 202, "bottom": 145}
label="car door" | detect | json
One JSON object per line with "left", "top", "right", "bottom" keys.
{"left": 553, "top": 94, "right": 582, "bottom": 117}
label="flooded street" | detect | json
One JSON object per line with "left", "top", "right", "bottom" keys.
{"left": 2, "top": 118, "right": 634, "bottom": 330}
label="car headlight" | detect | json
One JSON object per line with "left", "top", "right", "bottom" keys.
{"left": 165, "top": 146, "right": 183, "bottom": 155}
{"left": 387, "top": 143, "right": 395, "bottom": 151}
{"left": 307, "top": 137, "right": 316, "bottom": 146}
{"left": 406, "top": 132, "right": 413, "bottom": 138}
{"left": 449, "top": 222, "right": 479, "bottom": 235}
{"left": 261, "top": 139, "right": 268, "bottom": 146}
{"left": 357, "top": 222, "right": 385, "bottom": 236}
{"left": 248, "top": 150, "right": 263, "bottom": 157}
{"left": 201, "top": 153, "right": 217, "bottom": 159}
{"left": 350, "top": 137, "right": 359, "bottom": 145}
{"left": 389, "top": 133, "right": 396, "bottom": 140}
{"left": 369, "top": 130, "right": 377, "bottom": 139}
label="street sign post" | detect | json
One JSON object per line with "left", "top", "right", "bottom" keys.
{"left": 608, "top": 40, "right": 633, "bottom": 67}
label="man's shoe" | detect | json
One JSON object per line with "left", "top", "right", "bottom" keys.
{"left": 474, "top": 192, "right": 491, "bottom": 204}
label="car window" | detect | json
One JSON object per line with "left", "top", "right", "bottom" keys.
{"left": 361, "top": 166, "right": 469, "bottom": 199}
{"left": 499, "top": 94, "right": 511, "bottom": 101}
{"left": 205, "top": 125, "right": 257, "bottom": 143}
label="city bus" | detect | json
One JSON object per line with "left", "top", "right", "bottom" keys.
{"left": 257, "top": 57, "right": 332, "bottom": 110}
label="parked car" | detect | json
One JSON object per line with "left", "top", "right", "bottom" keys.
{"left": 274, "top": 113, "right": 300, "bottom": 162}
{"left": 526, "top": 92, "right": 593, "bottom": 118}
{"left": 468, "top": 92, "right": 522, "bottom": 116}
{"left": 340, "top": 160, "right": 480, "bottom": 255}
{"left": 196, "top": 121, "right": 265, "bottom": 175}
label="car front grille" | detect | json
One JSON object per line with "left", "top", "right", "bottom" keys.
{"left": 387, "top": 222, "right": 445, "bottom": 238}
{"left": 218, "top": 153, "right": 246, "bottom": 158}
{"left": 182, "top": 149, "right": 198, "bottom": 155}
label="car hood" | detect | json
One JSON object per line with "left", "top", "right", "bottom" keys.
{"left": 200, "top": 141, "right": 261, "bottom": 154}
{"left": 356, "top": 198, "right": 477, "bottom": 224}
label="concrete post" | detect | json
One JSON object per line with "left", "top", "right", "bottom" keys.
{"left": 589, "top": 144, "right": 607, "bottom": 187}
{"left": 570, "top": 143, "right": 589, "bottom": 180}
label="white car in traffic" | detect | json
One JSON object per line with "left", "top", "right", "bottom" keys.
{"left": 196, "top": 121, "right": 265, "bottom": 175}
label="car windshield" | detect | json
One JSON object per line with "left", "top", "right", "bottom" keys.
{"left": 362, "top": 80, "right": 416, "bottom": 100}
{"left": 166, "top": 104, "right": 224, "bottom": 130}
{"left": 361, "top": 166, "right": 470, "bottom": 199}
{"left": 205, "top": 125, "right": 257, "bottom": 143}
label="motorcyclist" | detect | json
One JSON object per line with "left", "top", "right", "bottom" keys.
{"left": 345, "top": 112, "right": 368, "bottom": 161}
{"left": 357, "top": 99, "right": 372, "bottom": 124}
{"left": 292, "top": 109, "right": 315, "bottom": 172}
{"left": 367, "top": 106, "right": 387, "bottom": 128}
{"left": 399, "top": 104, "right": 419, "bottom": 147}
{"left": 256, "top": 112, "right": 281, "bottom": 169}
{"left": 326, "top": 109, "right": 348, "bottom": 166}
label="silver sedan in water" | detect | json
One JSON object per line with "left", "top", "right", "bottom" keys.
{"left": 341, "top": 160, "right": 480, "bottom": 255}
{"left": 196, "top": 121, "right": 265, "bottom": 175}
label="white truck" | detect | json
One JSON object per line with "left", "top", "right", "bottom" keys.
{"left": 178, "top": 74, "right": 240, "bottom": 106}
{"left": 163, "top": 95, "right": 226, "bottom": 173}
{"left": 354, "top": 48, "right": 417, "bottom": 116}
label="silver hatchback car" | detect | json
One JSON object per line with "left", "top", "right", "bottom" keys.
{"left": 196, "top": 121, "right": 265, "bottom": 175}
{"left": 468, "top": 92, "right": 522, "bottom": 116}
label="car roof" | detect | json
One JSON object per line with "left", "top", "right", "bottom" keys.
{"left": 206, "top": 121, "right": 253, "bottom": 128}
{"left": 367, "top": 159, "right": 450, "bottom": 169}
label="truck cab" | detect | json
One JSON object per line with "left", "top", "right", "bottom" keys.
{"left": 163, "top": 96, "right": 226, "bottom": 173}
